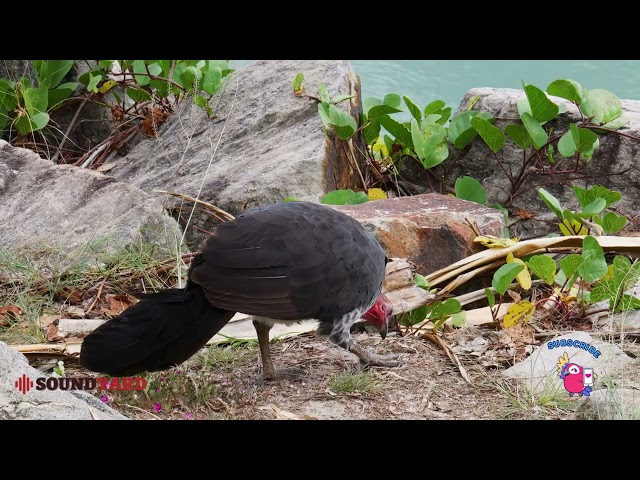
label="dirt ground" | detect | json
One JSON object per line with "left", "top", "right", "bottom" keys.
{"left": 65, "top": 326, "right": 625, "bottom": 421}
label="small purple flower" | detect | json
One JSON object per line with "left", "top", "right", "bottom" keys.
{"left": 156, "top": 387, "right": 161, "bottom": 392}
{"left": 184, "top": 412, "right": 191, "bottom": 419}
{"left": 153, "top": 403, "right": 162, "bottom": 413}
{"left": 160, "top": 377, "right": 165, "bottom": 382}
{"left": 101, "top": 395, "right": 109, "bottom": 403}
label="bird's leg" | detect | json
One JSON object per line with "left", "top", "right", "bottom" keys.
{"left": 252, "top": 318, "right": 306, "bottom": 383}
{"left": 328, "top": 327, "right": 401, "bottom": 368}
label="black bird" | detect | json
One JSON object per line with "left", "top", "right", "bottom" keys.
{"left": 79, "top": 201, "right": 399, "bottom": 381}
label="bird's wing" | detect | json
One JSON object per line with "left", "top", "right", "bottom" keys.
{"left": 189, "top": 202, "right": 385, "bottom": 321}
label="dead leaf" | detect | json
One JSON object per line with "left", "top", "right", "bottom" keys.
{"left": 516, "top": 208, "right": 536, "bottom": 220}
{"left": 0, "top": 305, "right": 23, "bottom": 325}
{"left": 47, "top": 323, "right": 61, "bottom": 342}
{"left": 101, "top": 294, "right": 136, "bottom": 317}
{"left": 502, "top": 300, "right": 535, "bottom": 328}
{"left": 67, "top": 306, "right": 86, "bottom": 318}
{"left": 142, "top": 107, "right": 170, "bottom": 137}
{"left": 57, "top": 288, "right": 84, "bottom": 304}
{"left": 506, "top": 289, "right": 521, "bottom": 303}
{"left": 96, "top": 162, "right": 117, "bottom": 173}
{"left": 36, "top": 314, "right": 60, "bottom": 329}
{"left": 257, "top": 405, "right": 317, "bottom": 420}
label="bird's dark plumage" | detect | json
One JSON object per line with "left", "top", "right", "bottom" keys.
{"left": 80, "top": 201, "right": 396, "bottom": 378}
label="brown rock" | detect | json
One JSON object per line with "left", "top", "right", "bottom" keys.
{"left": 334, "top": 193, "right": 505, "bottom": 275}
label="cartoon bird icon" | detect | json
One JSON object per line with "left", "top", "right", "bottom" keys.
{"left": 557, "top": 351, "right": 596, "bottom": 397}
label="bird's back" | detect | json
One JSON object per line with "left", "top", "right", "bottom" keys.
{"left": 190, "top": 201, "right": 386, "bottom": 322}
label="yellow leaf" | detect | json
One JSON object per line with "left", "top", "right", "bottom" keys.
{"left": 372, "top": 139, "right": 388, "bottom": 157}
{"left": 559, "top": 219, "right": 587, "bottom": 236}
{"left": 506, "top": 253, "right": 532, "bottom": 290}
{"left": 474, "top": 235, "right": 518, "bottom": 248}
{"left": 503, "top": 300, "right": 535, "bottom": 328}
{"left": 99, "top": 80, "right": 116, "bottom": 94}
{"left": 367, "top": 188, "right": 387, "bottom": 201}
{"left": 603, "top": 264, "right": 615, "bottom": 281}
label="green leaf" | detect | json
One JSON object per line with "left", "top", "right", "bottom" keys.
{"left": 33, "top": 60, "right": 74, "bottom": 89}
{"left": 428, "top": 298, "right": 462, "bottom": 320}
{"left": 0, "top": 79, "right": 17, "bottom": 111}
{"left": 471, "top": 116, "right": 505, "bottom": 153}
{"left": 403, "top": 96, "right": 422, "bottom": 122}
{"left": 578, "top": 197, "right": 606, "bottom": 217}
{"left": 505, "top": 124, "right": 532, "bottom": 149}
{"left": 331, "top": 94, "right": 354, "bottom": 104}
{"left": 170, "top": 63, "right": 186, "bottom": 93}
{"left": 547, "top": 144, "right": 555, "bottom": 164}
{"left": 193, "top": 95, "right": 212, "bottom": 115}
{"left": 86, "top": 73, "right": 102, "bottom": 93}
{"left": 613, "top": 255, "right": 632, "bottom": 291}
{"left": 282, "top": 197, "right": 301, "bottom": 202}
{"left": 590, "top": 279, "right": 616, "bottom": 304}
{"left": 424, "top": 100, "right": 446, "bottom": 116}
{"left": 363, "top": 120, "right": 381, "bottom": 146}
{"left": 132, "top": 60, "right": 150, "bottom": 86}
{"left": 614, "top": 295, "right": 640, "bottom": 312}
{"left": 378, "top": 114, "right": 413, "bottom": 149}
{"left": 448, "top": 111, "right": 492, "bottom": 149}
{"left": 455, "top": 176, "right": 486, "bottom": 204}
{"left": 564, "top": 123, "right": 599, "bottom": 159}
{"left": 126, "top": 87, "right": 152, "bottom": 103}
{"left": 23, "top": 87, "right": 48, "bottom": 116}
{"left": 579, "top": 236, "right": 608, "bottom": 283}
{"left": 410, "top": 118, "right": 448, "bottom": 168}
{"left": 318, "top": 84, "right": 330, "bottom": 104}
{"left": 559, "top": 253, "right": 583, "bottom": 287}
{"left": 580, "top": 89, "right": 622, "bottom": 125}
{"left": 147, "top": 62, "right": 162, "bottom": 77}
{"left": 538, "top": 188, "right": 564, "bottom": 220}
{"left": 526, "top": 255, "right": 557, "bottom": 285}
{"left": 99, "top": 60, "right": 115, "bottom": 69}
{"left": 398, "top": 305, "right": 429, "bottom": 327}
{"left": 558, "top": 129, "right": 576, "bottom": 157}
{"left": 546, "top": 79, "right": 582, "bottom": 104}
{"left": 485, "top": 288, "right": 496, "bottom": 308}
{"left": 367, "top": 104, "right": 402, "bottom": 121}
{"left": 363, "top": 97, "right": 382, "bottom": 114}
{"left": 383, "top": 94, "right": 402, "bottom": 109}
{"left": 180, "top": 66, "right": 202, "bottom": 90}
{"left": 523, "top": 82, "right": 559, "bottom": 123}
{"left": 436, "top": 107, "right": 452, "bottom": 125}
{"left": 449, "top": 311, "right": 466, "bottom": 328}
{"left": 149, "top": 78, "right": 169, "bottom": 98}
{"left": 573, "top": 185, "right": 621, "bottom": 209}
{"left": 414, "top": 274, "right": 429, "bottom": 290}
{"left": 157, "top": 60, "right": 172, "bottom": 75}
{"left": 520, "top": 112, "right": 548, "bottom": 149}
{"left": 47, "top": 82, "right": 79, "bottom": 110}
{"left": 0, "top": 104, "right": 8, "bottom": 131}
{"left": 202, "top": 67, "right": 222, "bottom": 95}
{"left": 207, "top": 61, "right": 229, "bottom": 72}
{"left": 292, "top": 72, "right": 305, "bottom": 94}
{"left": 492, "top": 263, "right": 525, "bottom": 295}
{"left": 325, "top": 104, "right": 357, "bottom": 140}
{"left": 593, "top": 212, "right": 627, "bottom": 235}
{"left": 321, "top": 189, "right": 369, "bottom": 205}
{"left": 600, "top": 113, "right": 630, "bottom": 131}
{"left": 15, "top": 111, "right": 49, "bottom": 134}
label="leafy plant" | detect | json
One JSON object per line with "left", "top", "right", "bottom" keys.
{"left": 0, "top": 60, "right": 78, "bottom": 135}
{"left": 320, "top": 189, "right": 369, "bottom": 205}
{"left": 537, "top": 185, "right": 627, "bottom": 235}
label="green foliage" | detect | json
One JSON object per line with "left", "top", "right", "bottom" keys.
{"left": 538, "top": 185, "right": 626, "bottom": 235}
{"left": 414, "top": 273, "right": 429, "bottom": 290}
{"left": 397, "top": 298, "right": 462, "bottom": 330}
{"left": 0, "top": 60, "right": 79, "bottom": 136}
{"left": 455, "top": 176, "right": 486, "bottom": 204}
{"left": 492, "top": 263, "right": 525, "bottom": 295}
{"left": 471, "top": 116, "right": 505, "bottom": 153}
{"left": 320, "top": 189, "right": 369, "bottom": 205}
{"left": 410, "top": 117, "right": 448, "bottom": 168}
{"left": 590, "top": 256, "right": 640, "bottom": 312}
{"left": 526, "top": 255, "right": 557, "bottom": 285}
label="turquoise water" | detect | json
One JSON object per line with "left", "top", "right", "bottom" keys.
{"left": 349, "top": 60, "right": 640, "bottom": 111}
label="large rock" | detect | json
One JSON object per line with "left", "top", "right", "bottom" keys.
{"left": 106, "top": 60, "right": 366, "bottom": 247}
{"left": 573, "top": 388, "right": 640, "bottom": 419}
{"left": 0, "top": 342, "right": 126, "bottom": 419}
{"left": 0, "top": 140, "right": 182, "bottom": 262}
{"left": 334, "top": 193, "right": 505, "bottom": 275}
{"left": 438, "top": 87, "right": 640, "bottom": 239}
{"left": 0, "top": 60, "right": 36, "bottom": 84}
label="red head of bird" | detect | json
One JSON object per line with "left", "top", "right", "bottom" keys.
{"left": 362, "top": 294, "right": 393, "bottom": 339}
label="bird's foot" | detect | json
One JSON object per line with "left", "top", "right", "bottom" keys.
{"left": 353, "top": 348, "right": 401, "bottom": 368}
{"left": 253, "top": 367, "right": 307, "bottom": 385}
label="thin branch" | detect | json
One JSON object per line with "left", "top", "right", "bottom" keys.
{"left": 51, "top": 97, "right": 88, "bottom": 163}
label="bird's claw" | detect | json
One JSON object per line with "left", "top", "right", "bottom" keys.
{"left": 253, "top": 367, "right": 307, "bottom": 385}
{"left": 356, "top": 352, "right": 401, "bottom": 369}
